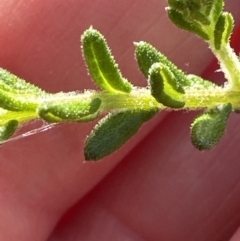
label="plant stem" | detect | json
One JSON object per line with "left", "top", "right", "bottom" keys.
{"left": 184, "top": 87, "right": 240, "bottom": 109}
{"left": 96, "top": 89, "right": 162, "bottom": 111}
{"left": 209, "top": 42, "right": 240, "bottom": 90}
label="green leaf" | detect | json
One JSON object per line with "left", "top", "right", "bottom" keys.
{"left": 0, "top": 69, "right": 44, "bottom": 111}
{"left": 148, "top": 63, "right": 185, "bottom": 108}
{"left": 0, "top": 68, "right": 45, "bottom": 95}
{"left": 167, "top": 0, "right": 224, "bottom": 23}
{"left": 84, "top": 109, "right": 157, "bottom": 161}
{"left": 81, "top": 27, "right": 132, "bottom": 93}
{"left": 135, "top": 41, "right": 190, "bottom": 87}
{"left": 209, "top": 0, "right": 224, "bottom": 23}
{"left": 214, "top": 12, "right": 234, "bottom": 50}
{"left": 191, "top": 103, "right": 232, "bottom": 150}
{"left": 167, "top": 8, "right": 209, "bottom": 40}
{"left": 167, "top": 0, "right": 185, "bottom": 11}
{"left": 187, "top": 74, "right": 217, "bottom": 89}
{"left": 0, "top": 120, "right": 18, "bottom": 142}
{"left": 0, "top": 89, "right": 39, "bottom": 111}
{"left": 166, "top": 0, "right": 224, "bottom": 40}
{"left": 38, "top": 97, "right": 102, "bottom": 123}
{"left": 190, "top": 10, "right": 210, "bottom": 26}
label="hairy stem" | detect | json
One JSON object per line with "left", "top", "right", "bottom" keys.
{"left": 209, "top": 42, "right": 240, "bottom": 90}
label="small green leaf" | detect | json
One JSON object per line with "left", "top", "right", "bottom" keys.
{"left": 0, "top": 120, "right": 18, "bottom": 142}
{"left": 84, "top": 109, "right": 157, "bottom": 161}
{"left": 167, "top": 0, "right": 186, "bottom": 11}
{"left": 187, "top": 74, "right": 217, "bottom": 89}
{"left": 135, "top": 41, "right": 190, "bottom": 87}
{"left": 0, "top": 89, "right": 38, "bottom": 111}
{"left": 214, "top": 12, "right": 234, "bottom": 50}
{"left": 148, "top": 63, "right": 185, "bottom": 108}
{"left": 191, "top": 103, "right": 232, "bottom": 150}
{"left": 190, "top": 11, "right": 210, "bottom": 26}
{"left": 166, "top": 8, "right": 209, "bottom": 40}
{"left": 209, "top": 0, "right": 224, "bottom": 23}
{"left": 0, "top": 69, "right": 44, "bottom": 111}
{"left": 81, "top": 27, "right": 132, "bottom": 93}
{"left": 166, "top": 0, "right": 224, "bottom": 40}
{"left": 38, "top": 97, "right": 101, "bottom": 123}
{"left": 0, "top": 68, "right": 45, "bottom": 95}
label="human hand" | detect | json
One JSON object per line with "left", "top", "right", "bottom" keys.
{"left": 0, "top": 0, "right": 240, "bottom": 240}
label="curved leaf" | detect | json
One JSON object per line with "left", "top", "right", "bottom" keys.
{"left": 38, "top": 97, "right": 101, "bottom": 123}
{"left": 0, "top": 120, "right": 18, "bottom": 142}
{"left": 214, "top": 12, "right": 234, "bottom": 50}
{"left": 148, "top": 63, "right": 185, "bottom": 108}
{"left": 82, "top": 27, "right": 132, "bottom": 93}
{"left": 84, "top": 109, "right": 157, "bottom": 161}
{"left": 191, "top": 103, "right": 232, "bottom": 150}
{"left": 135, "top": 41, "right": 190, "bottom": 87}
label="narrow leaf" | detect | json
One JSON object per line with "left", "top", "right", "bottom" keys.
{"left": 0, "top": 89, "right": 38, "bottom": 111}
{"left": 187, "top": 74, "right": 217, "bottom": 89}
{"left": 84, "top": 109, "right": 157, "bottom": 161}
{"left": 135, "top": 41, "right": 190, "bottom": 87}
{"left": 0, "top": 69, "right": 44, "bottom": 111}
{"left": 191, "top": 103, "right": 232, "bottom": 150}
{"left": 81, "top": 27, "right": 132, "bottom": 93}
{"left": 0, "top": 68, "right": 45, "bottom": 95}
{"left": 167, "top": 8, "right": 209, "bottom": 40}
{"left": 38, "top": 97, "right": 101, "bottom": 123}
{"left": 214, "top": 12, "right": 234, "bottom": 50}
{"left": 190, "top": 11, "right": 210, "bottom": 26}
{"left": 0, "top": 120, "right": 18, "bottom": 142}
{"left": 148, "top": 63, "right": 185, "bottom": 108}
{"left": 210, "top": 0, "right": 224, "bottom": 23}
{"left": 167, "top": 0, "right": 224, "bottom": 40}
{"left": 168, "top": 0, "right": 185, "bottom": 11}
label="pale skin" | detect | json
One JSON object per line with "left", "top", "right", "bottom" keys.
{"left": 0, "top": 0, "right": 240, "bottom": 240}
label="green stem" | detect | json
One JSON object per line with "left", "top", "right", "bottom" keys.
{"left": 36, "top": 86, "right": 240, "bottom": 118}
{"left": 39, "top": 89, "right": 162, "bottom": 112}
{"left": 209, "top": 42, "right": 240, "bottom": 90}
{"left": 95, "top": 89, "right": 162, "bottom": 111}
{"left": 184, "top": 87, "right": 240, "bottom": 109}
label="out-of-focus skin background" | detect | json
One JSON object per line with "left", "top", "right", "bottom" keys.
{"left": 0, "top": 0, "right": 239, "bottom": 240}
